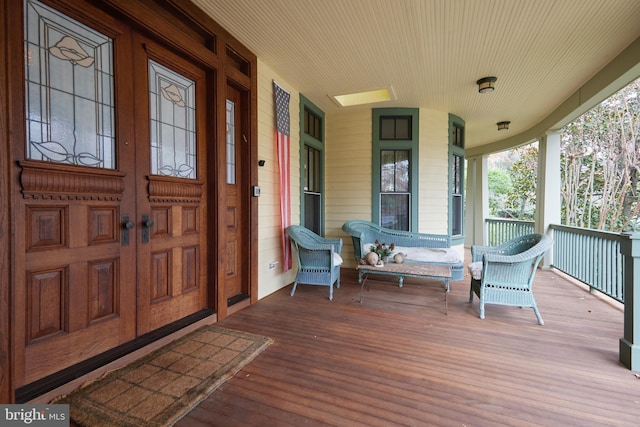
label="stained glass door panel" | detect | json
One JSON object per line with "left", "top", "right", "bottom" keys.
{"left": 25, "top": 0, "right": 115, "bottom": 168}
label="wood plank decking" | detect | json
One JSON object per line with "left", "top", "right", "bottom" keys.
{"left": 176, "top": 266, "right": 640, "bottom": 427}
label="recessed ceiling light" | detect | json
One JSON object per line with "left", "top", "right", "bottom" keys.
{"left": 330, "top": 87, "right": 395, "bottom": 107}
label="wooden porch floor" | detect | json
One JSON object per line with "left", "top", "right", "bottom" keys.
{"left": 177, "top": 265, "right": 640, "bottom": 427}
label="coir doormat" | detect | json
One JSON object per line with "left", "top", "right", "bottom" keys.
{"left": 52, "top": 325, "right": 273, "bottom": 426}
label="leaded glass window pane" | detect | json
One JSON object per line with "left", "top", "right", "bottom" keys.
{"left": 24, "top": 0, "right": 115, "bottom": 168}
{"left": 149, "top": 60, "right": 196, "bottom": 179}
{"left": 226, "top": 99, "right": 236, "bottom": 184}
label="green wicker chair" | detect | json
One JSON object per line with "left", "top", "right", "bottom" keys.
{"left": 468, "top": 233, "right": 553, "bottom": 325}
{"left": 286, "top": 225, "right": 343, "bottom": 301}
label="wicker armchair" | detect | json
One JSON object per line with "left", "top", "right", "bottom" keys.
{"left": 468, "top": 233, "right": 553, "bottom": 325}
{"left": 286, "top": 225, "right": 343, "bottom": 301}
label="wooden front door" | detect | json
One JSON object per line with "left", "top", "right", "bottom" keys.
{"left": 11, "top": 0, "right": 208, "bottom": 388}
{"left": 133, "top": 35, "right": 208, "bottom": 334}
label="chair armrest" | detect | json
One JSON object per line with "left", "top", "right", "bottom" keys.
{"left": 471, "top": 242, "right": 514, "bottom": 262}
{"left": 307, "top": 238, "right": 342, "bottom": 252}
{"left": 483, "top": 252, "right": 531, "bottom": 264}
{"left": 482, "top": 235, "right": 552, "bottom": 264}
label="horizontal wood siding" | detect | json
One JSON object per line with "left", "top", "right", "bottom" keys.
{"left": 419, "top": 109, "right": 449, "bottom": 235}
{"left": 325, "top": 108, "right": 372, "bottom": 266}
{"left": 256, "top": 59, "right": 299, "bottom": 298}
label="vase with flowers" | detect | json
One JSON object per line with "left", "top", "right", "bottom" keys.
{"left": 369, "top": 240, "right": 395, "bottom": 263}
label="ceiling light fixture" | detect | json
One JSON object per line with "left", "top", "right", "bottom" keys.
{"left": 497, "top": 121, "right": 510, "bottom": 130}
{"left": 476, "top": 76, "right": 497, "bottom": 93}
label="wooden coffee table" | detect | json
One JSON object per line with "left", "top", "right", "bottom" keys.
{"left": 356, "top": 262, "right": 455, "bottom": 313}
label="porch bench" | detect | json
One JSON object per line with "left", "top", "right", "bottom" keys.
{"left": 341, "top": 220, "right": 464, "bottom": 287}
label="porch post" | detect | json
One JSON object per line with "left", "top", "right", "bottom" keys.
{"left": 464, "top": 155, "right": 488, "bottom": 247}
{"left": 535, "top": 131, "right": 561, "bottom": 268}
{"left": 620, "top": 232, "right": 640, "bottom": 371}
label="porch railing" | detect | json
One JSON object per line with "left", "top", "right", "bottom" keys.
{"left": 484, "top": 219, "right": 624, "bottom": 303}
{"left": 549, "top": 224, "right": 624, "bottom": 303}
{"left": 485, "top": 218, "right": 535, "bottom": 246}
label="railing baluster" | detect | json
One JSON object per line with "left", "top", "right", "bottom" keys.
{"left": 549, "top": 224, "right": 622, "bottom": 303}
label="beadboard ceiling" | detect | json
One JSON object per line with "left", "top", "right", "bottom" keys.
{"left": 192, "top": 0, "right": 640, "bottom": 149}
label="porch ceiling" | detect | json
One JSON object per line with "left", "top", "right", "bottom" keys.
{"left": 192, "top": 0, "right": 640, "bottom": 149}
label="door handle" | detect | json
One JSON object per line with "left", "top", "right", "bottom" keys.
{"left": 142, "top": 214, "right": 153, "bottom": 244}
{"left": 121, "top": 215, "right": 135, "bottom": 246}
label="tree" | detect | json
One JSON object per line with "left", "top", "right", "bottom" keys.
{"left": 561, "top": 78, "right": 640, "bottom": 231}
{"left": 488, "top": 168, "right": 512, "bottom": 216}
{"left": 487, "top": 77, "right": 640, "bottom": 230}
{"left": 487, "top": 144, "right": 538, "bottom": 220}
{"left": 505, "top": 144, "right": 538, "bottom": 219}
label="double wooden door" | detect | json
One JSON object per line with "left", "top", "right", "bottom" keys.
{"left": 13, "top": 0, "right": 208, "bottom": 387}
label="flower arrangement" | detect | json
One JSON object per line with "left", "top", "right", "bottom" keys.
{"left": 370, "top": 240, "right": 395, "bottom": 260}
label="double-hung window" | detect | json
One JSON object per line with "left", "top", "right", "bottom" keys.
{"left": 300, "top": 95, "right": 324, "bottom": 235}
{"left": 449, "top": 114, "right": 465, "bottom": 242}
{"left": 373, "top": 109, "right": 419, "bottom": 231}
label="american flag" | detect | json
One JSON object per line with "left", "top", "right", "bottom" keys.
{"left": 274, "top": 81, "right": 292, "bottom": 272}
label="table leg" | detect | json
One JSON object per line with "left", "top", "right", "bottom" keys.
{"left": 359, "top": 273, "right": 368, "bottom": 303}
{"left": 444, "top": 287, "right": 448, "bottom": 315}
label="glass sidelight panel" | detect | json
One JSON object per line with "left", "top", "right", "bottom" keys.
{"left": 148, "top": 60, "right": 196, "bottom": 179}
{"left": 24, "top": 0, "right": 115, "bottom": 168}
{"left": 226, "top": 99, "right": 236, "bottom": 184}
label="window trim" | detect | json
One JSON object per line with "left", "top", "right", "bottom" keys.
{"left": 372, "top": 108, "right": 419, "bottom": 231}
{"left": 299, "top": 94, "right": 325, "bottom": 235}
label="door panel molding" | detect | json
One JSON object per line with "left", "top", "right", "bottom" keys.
{"left": 147, "top": 175, "right": 203, "bottom": 203}
{"left": 19, "top": 161, "right": 126, "bottom": 201}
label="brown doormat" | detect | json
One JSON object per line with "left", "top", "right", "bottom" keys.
{"left": 52, "top": 325, "right": 273, "bottom": 426}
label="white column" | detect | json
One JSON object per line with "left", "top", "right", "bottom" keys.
{"left": 465, "top": 155, "right": 489, "bottom": 247}
{"left": 536, "top": 131, "right": 562, "bottom": 268}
